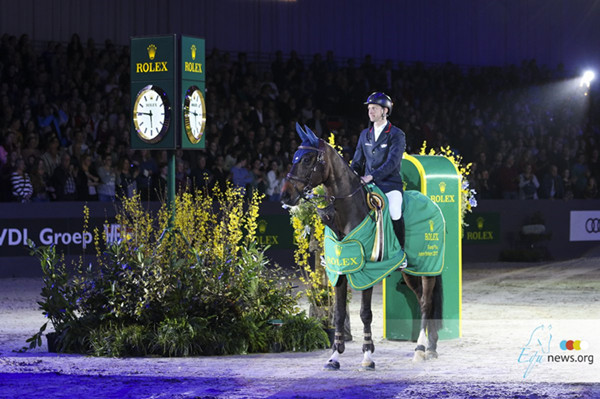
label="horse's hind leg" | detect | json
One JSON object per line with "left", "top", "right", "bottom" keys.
{"left": 424, "top": 275, "right": 443, "bottom": 360}
{"left": 360, "top": 287, "right": 375, "bottom": 370}
{"left": 325, "top": 275, "right": 348, "bottom": 370}
{"left": 402, "top": 273, "right": 434, "bottom": 362}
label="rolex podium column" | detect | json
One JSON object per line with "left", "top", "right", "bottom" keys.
{"left": 383, "top": 154, "right": 462, "bottom": 341}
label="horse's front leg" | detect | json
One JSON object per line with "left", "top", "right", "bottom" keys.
{"left": 324, "top": 275, "right": 348, "bottom": 370}
{"left": 360, "top": 287, "right": 376, "bottom": 370}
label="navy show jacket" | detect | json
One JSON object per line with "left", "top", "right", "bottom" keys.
{"left": 351, "top": 121, "right": 406, "bottom": 193}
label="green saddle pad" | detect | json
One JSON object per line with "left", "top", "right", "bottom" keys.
{"left": 323, "top": 184, "right": 406, "bottom": 290}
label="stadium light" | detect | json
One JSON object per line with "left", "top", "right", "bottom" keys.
{"left": 580, "top": 70, "right": 595, "bottom": 87}
{"left": 579, "top": 70, "right": 595, "bottom": 96}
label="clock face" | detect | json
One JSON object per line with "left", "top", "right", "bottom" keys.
{"left": 133, "top": 85, "right": 171, "bottom": 144}
{"left": 183, "top": 86, "right": 206, "bottom": 144}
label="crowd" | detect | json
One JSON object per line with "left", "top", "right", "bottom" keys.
{"left": 1, "top": 32, "right": 599, "bottom": 204}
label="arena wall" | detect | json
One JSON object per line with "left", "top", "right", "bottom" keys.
{"left": 1, "top": 200, "right": 598, "bottom": 278}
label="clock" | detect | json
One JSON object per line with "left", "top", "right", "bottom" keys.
{"left": 132, "top": 85, "right": 171, "bottom": 144}
{"left": 183, "top": 85, "right": 206, "bottom": 144}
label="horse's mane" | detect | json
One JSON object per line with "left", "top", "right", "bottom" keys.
{"left": 317, "top": 139, "right": 369, "bottom": 237}
{"left": 319, "top": 139, "right": 362, "bottom": 185}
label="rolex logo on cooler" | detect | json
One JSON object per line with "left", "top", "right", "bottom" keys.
{"left": 191, "top": 44, "right": 197, "bottom": 60}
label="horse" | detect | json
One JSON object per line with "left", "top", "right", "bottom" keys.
{"left": 281, "top": 123, "right": 443, "bottom": 370}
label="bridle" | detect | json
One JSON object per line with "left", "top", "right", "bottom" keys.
{"left": 285, "top": 142, "right": 365, "bottom": 206}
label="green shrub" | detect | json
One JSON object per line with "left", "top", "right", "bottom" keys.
{"left": 25, "top": 187, "right": 324, "bottom": 357}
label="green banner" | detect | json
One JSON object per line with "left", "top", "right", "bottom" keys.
{"left": 255, "top": 214, "right": 294, "bottom": 249}
{"left": 463, "top": 212, "right": 500, "bottom": 244}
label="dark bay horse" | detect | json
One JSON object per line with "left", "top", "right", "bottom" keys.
{"left": 281, "top": 124, "right": 443, "bottom": 370}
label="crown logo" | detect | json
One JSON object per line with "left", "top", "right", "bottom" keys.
{"left": 477, "top": 216, "right": 485, "bottom": 230}
{"left": 258, "top": 219, "right": 267, "bottom": 234}
{"left": 147, "top": 44, "right": 157, "bottom": 60}
{"left": 429, "top": 220, "right": 434, "bottom": 232}
{"left": 191, "top": 44, "right": 197, "bottom": 60}
{"left": 335, "top": 245, "right": 342, "bottom": 257}
{"left": 439, "top": 181, "right": 447, "bottom": 194}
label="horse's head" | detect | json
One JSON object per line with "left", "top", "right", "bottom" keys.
{"left": 280, "top": 123, "right": 328, "bottom": 207}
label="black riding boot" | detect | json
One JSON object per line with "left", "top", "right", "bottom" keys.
{"left": 392, "top": 217, "right": 405, "bottom": 249}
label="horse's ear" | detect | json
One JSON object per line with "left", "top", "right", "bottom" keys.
{"left": 296, "top": 122, "right": 308, "bottom": 142}
{"left": 304, "top": 125, "right": 320, "bottom": 147}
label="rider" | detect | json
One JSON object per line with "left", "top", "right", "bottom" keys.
{"left": 351, "top": 92, "right": 406, "bottom": 247}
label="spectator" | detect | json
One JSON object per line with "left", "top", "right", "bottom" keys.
{"left": 250, "top": 158, "right": 266, "bottom": 194}
{"left": 76, "top": 153, "right": 99, "bottom": 201}
{"left": 570, "top": 152, "right": 588, "bottom": 198}
{"left": 266, "top": 160, "right": 283, "bottom": 202}
{"left": 518, "top": 164, "right": 540, "bottom": 200}
{"left": 10, "top": 157, "right": 33, "bottom": 202}
{"left": 41, "top": 136, "right": 61, "bottom": 178}
{"left": 474, "top": 169, "right": 495, "bottom": 200}
{"left": 21, "top": 134, "right": 41, "bottom": 160}
{"left": 137, "top": 150, "right": 158, "bottom": 201}
{"left": 562, "top": 169, "right": 574, "bottom": 201}
{"left": 29, "top": 157, "right": 52, "bottom": 202}
{"left": 497, "top": 155, "right": 519, "bottom": 199}
{"left": 175, "top": 160, "right": 190, "bottom": 193}
{"left": 190, "top": 154, "right": 213, "bottom": 189}
{"left": 52, "top": 152, "right": 78, "bottom": 201}
{"left": 116, "top": 157, "right": 137, "bottom": 199}
{"left": 231, "top": 156, "right": 253, "bottom": 191}
{"left": 210, "top": 155, "right": 229, "bottom": 192}
{"left": 583, "top": 176, "right": 598, "bottom": 199}
{"left": 539, "top": 165, "right": 564, "bottom": 200}
{"left": 96, "top": 153, "right": 116, "bottom": 202}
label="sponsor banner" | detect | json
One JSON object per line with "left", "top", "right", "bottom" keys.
{"left": 463, "top": 212, "right": 500, "bottom": 244}
{"left": 1, "top": 214, "right": 294, "bottom": 258}
{"left": 0, "top": 218, "right": 113, "bottom": 257}
{"left": 569, "top": 211, "right": 600, "bottom": 241}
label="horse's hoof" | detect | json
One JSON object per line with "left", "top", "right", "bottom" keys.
{"left": 425, "top": 350, "right": 438, "bottom": 360}
{"left": 412, "top": 350, "right": 426, "bottom": 362}
{"left": 360, "top": 361, "right": 376, "bottom": 371}
{"left": 324, "top": 360, "right": 340, "bottom": 370}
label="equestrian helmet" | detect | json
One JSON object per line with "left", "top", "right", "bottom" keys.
{"left": 364, "top": 92, "right": 393, "bottom": 116}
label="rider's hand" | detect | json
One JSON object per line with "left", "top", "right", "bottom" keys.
{"left": 361, "top": 175, "right": 373, "bottom": 184}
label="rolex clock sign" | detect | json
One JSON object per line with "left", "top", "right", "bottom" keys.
{"left": 130, "top": 35, "right": 176, "bottom": 149}
{"left": 181, "top": 36, "right": 206, "bottom": 149}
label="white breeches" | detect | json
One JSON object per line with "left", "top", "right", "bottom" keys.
{"left": 386, "top": 190, "right": 403, "bottom": 221}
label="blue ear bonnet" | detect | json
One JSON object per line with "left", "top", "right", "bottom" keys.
{"left": 292, "top": 141, "right": 315, "bottom": 164}
{"left": 293, "top": 123, "right": 320, "bottom": 164}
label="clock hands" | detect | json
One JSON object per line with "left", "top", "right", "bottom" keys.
{"left": 137, "top": 110, "right": 154, "bottom": 129}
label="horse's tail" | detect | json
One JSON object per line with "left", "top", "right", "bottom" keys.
{"left": 428, "top": 274, "right": 443, "bottom": 333}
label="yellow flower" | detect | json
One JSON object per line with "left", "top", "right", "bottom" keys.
{"left": 418, "top": 141, "right": 476, "bottom": 227}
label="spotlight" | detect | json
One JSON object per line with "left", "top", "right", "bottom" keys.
{"left": 580, "top": 70, "right": 595, "bottom": 88}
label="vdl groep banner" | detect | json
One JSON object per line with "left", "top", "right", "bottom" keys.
{"left": 570, "top": 211, "right": 600, "bottom": 241}
{"left": 0, "top": 219, "right": 128, "bottom": 257}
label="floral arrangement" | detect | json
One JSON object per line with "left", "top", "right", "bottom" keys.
{"left": 419, "top": 141, "right": 478, "bottom": 225}
{"left": 26, "top": 185, "right": 329, "bottom": 356}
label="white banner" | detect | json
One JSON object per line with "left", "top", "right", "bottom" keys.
{"left": 570, "top": 211, "right": 600, "bottom": 241}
